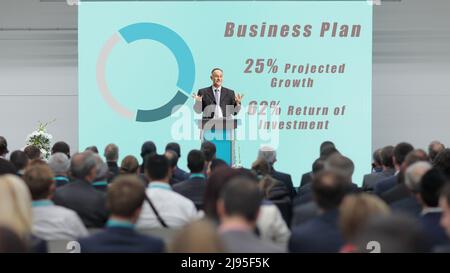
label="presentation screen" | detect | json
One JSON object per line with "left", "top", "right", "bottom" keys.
{"left": 79, "top": 0, "right": 372, "bottom": 186}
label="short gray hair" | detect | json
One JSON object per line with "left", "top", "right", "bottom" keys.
{"left": 104, "top": 143, "right": 119, "bottom": 162}
{"left": 70, "top": 152, "right": 97, "bottom": 179}
{"left": 48, "top": 153, "right": 70, "bottom": 175}
{"left": 324, "top": 153, "right": 354, "bottom": 182}
{"left": 257, "top": 146, "right": 276, "bottom": 165}
{"left": 93, "top": 154, "right": 109, "bottom": 180}
{"left": 404, "top": 161, "right": 432, "bottom": 192}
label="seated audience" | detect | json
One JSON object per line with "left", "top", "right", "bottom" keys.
{"left": 139, "top": 141, "right": 157, "bottom": 174}
{"left": 217, "top": 177, "right": 285, "bottom": 253}
{"left": 136, "top": 154, "right": 199, "bottom": 229}
{"left": 104, "top": 143, "right": 119, "bottom": 182}
{"left": 48, "top": 153, "right": 71, "bottom": 187}
{"left": 428, "top": 140, "right": 445, "bottom": 163}
{"left": 362, "top": 146, "right": 395, "bottom": 191}
{"left": 24, "top": 145, "right": 41, "bottom": 160}
{"left": 79, "top": 175, "right": 165, "bottom": 253}
{"left": 0, "top": 136, "right": 9, "bottom": 159}
{"left": 92, "top": 154, "right": 110, "bottom": 192}
{"left": 51, "top": 141, "right": 71, "bottom": 159}
{"left": 23, "top": 164, "right": 88, "bottom": 240}
{"left": 53, "top": 151, "right": 109, "bottom": 228}
{"left": 165, "top": 142, "right": 189, "bottom": 181}
{"left": 0, "top": 158, "right": 16, "bottom": 175}
{"left": 9, "top": 150, "right": 29, "bottom": 177}
{"left": 119, "top": 155, "right": 139, "bottom": 175}
{"left": 437, "top": 184, "right": 450, "bottom": 252}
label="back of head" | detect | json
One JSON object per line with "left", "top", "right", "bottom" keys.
{"left": 107, "top": 175, "right": 146, "bottom": 217}
{"left": 0, "top": 136, "right": 9, "bottom": 156}
{"left": 0, "top": 226, "right": 27, "bottom": 253}
{"left": 312, "top": 158, "right": 325, "bottom": 174}
{"left": 404, "top": 161, "right": 432, "bottom": 193}
{"left": 120, "top": 155, "right": 139, "bottom": 174}
{"left": 51, "top": 141, "right": 70, "bottom": 158}
{"left": 48, "top": 152, "right": 70, "bottom": 176}
{"left": 257, "top": 146, "right": 276, "bottom": 166}
{"left": 320, "top": 141, "right": 335, "bottom": 154}
{"left": 251, "top": 158, "right": 271, "bottom": 176}
{"left": 428, "top": 140, "right": 445, "bottom": 162}
{"left": 93, "top": 154, "right": 109, "bottom": 181}
{"left": 164, "top": 150, "right": 179, "bottom": 169}
{"left": 324, "top": 153, "right": 354, "bottom": 182}
{"left": 372, "top": 148, "right": 383, "bottom": 167}
{"left": 23, "top": 164, "right": 54, "bottom": 200}
{"left": 432, "top": 148, "right": 450, "bottom": 179}
{"left": 0, "top": 175, "right": 32, "bottom": 239}
{"left": 70, "top": 152, "right": 97, "bottom": 181}
{"left": 9, "top": 151, "right": 29, "bottom": 171}
{"left": 209, "top": 159, "right": 228, "bottom": 173}
{"left": 393, "top": 142, "right": 414, "bottom": 166}
{"left": 219, "top": 177, "right": 262, "bottom": 222}
{"left": 24, "top": 145, "right": 41, "bottom": 160}
{"left": 85, "top": 146, "right": 99, "bottom": 154}
{"left": 320, "top": 146, "right": 340, "bottom": 160}
{"left": 169, "top": 219, "right": 224, "bottom": 253}
{"left": 0, "top": 158, "right": 17, "bottom": 175}
{"left": 140, "top": 141, "right": 157, "bottom": 159}
{"left": 204, "top": 168, "right": 257, "bottom": 221}
{"left": 339, "top": 193, "right": 390, "bottom": 241}
{"left": 420, "top": 168, "right": 447, "bottom": 207}
{"left": 354, "top": 214, "right": 428, "bottom": 253}
{"left": 165, "top": 142, "right": 181, "bottom": 158}
{"left": 380, "top": 145, "right": 394, "bottom": 168}
{"left": 104, "top": 143, "right": 119, "bottom": 162}
{"left": 145, "top": 154, "right": 170, "bottom": 181}
{"left": 201, "top": 141, "right": 216, "bottom": 162}
{"left": 312, "top": 170, "right": 350, "bottom": 211}
{"left": 187, "top": 149, "right": 205, "bottom": 173}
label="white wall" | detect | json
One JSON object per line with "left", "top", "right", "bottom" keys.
{"left": 1, "top": 0, "right": 450, "bottom": 163}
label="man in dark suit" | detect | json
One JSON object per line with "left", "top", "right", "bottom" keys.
{"left": 104, "top": 143, "right": 119, "bottom": 182}
{"left": 165, "top": 142, "right": 189, "bottom": 182}
{"left": 289, "top": 171, "right": 350, "bottom": 253}
{"left": 193, "top": 68, "right": 243, "bottom": 119}
{"left": 53, "top": 151, "right": 109, "bottom": 228}
{"left": 173, "top": 150, "right": 207, "bottom": 210}
{"left": 78, "top": 175, "right": 165, "bottom": 253}
{"left": 438, "top": 184, "right": 450, "bottom": 252}
{"left": 362, "top": 146, "right": 395, "bottom": 192}
{"left": 374, "top": 142, "right": 414, "bottom": 196}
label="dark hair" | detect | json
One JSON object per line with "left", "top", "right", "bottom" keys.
{"left": 220, "top": 177, "right": 262, "bottom": 222}
{"left": 320, "top": 146, "right": 340, "bottom": 159}
{"left": 84, "top": 146, "right": 99, "bottom": 154}
{"left": 433, "top": 148, "right": 450, "bottom": 179}
{"left": 373, "top": 148, "right": 383, "bottom": 166}
{"left": 120, "top": 155, "right": 139, "bottom": 174}
{"left": 24, "top": 145, "right": 41, "bottom": 160}
{"left": 320, "top": 141, "right": 335, "bottom": 154}
{"left": 428, "top": 141, "right": 445, "bottom": 162}
{"left": 393, "top": 142, "right": 414, "bottom": 166}
{"left": 165, "top": 142, "right": 181, "bottom": 158}
{"left": 312, "top": 158, "right": 325, "bottom": 174}
{"left": 381, "top": 146, "right": 394, "bottom": 168}
{"left": 0, "top": 136, "right": 9, "bottom": 155}
{"left": 187, "top": 150, "right": 205, "bottom": 173}
{"left": 441, "top": 184, "right": 450, "bottom": 207}
{"left": 51, "top": 141, "right": 70, "bottom": 158}
{"left": 312, "top": 170, "right": 350, "bottom": 210}
{"left": 140, "top": 141, "right": 157, "bottom": 174}
{"left": 9, "top": 151, "right": 29, "bottom": 171}
{"left": 164, "top": 150, "right": 179, "bottom": 168}
{"left": 104, "top": 143, "right": 119, "bottom": 162}
{"left": 251, "top": 158, "right": 271, "bottom": 176}
{"left": 204, "top": 168, "right": 257, "bottom": 221}
{"left": 420, "top": 169, "right": 447, "bottom": 207}
{"left": 23, "top": 164, "right": 54, "bottom": 200}
{"left": 210, "top": 159, "right": 228, "bottom": 173}
{"left": 145, "top": 154, "right": 170, "bottom": 181}
{"left": 0, "top": 158, "right": 17, "bottom": 175}
{"left": 201, "top": 141, "right": 216, "bottom": 162}
{"left": 107, "top": 175, "right": 146, "bottom": 217}
{"left": 211, "top": 68, "right": 223, "bottom": 74}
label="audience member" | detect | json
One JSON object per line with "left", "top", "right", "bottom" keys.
{"left": 9, "top": 150, "right": 29, "bottom": 177}
{"left": 104, "top": 143, "right": 119, "bottom": 181}
{"left": 51, "top": 141, "right": 70, "bottom": 158}
{"left": 48, "top": 153, "right": 70, "bottom": 187}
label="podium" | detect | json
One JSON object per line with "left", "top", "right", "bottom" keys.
{"left": 197, "top": 118, "right": 240, "bottom": 166}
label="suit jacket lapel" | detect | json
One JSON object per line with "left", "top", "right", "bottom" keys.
{"left": 219, "top": 87, "right": 227, "bottom": 106}
{"left": 207, "top": 86, "right": 216, "bottom": 103}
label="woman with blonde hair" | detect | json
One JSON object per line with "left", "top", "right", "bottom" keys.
{"left": 0, "top": 174, "right": 46, "bottom": 252}
{"left": 339, "top": 193, "right": 390, "bottom": 252}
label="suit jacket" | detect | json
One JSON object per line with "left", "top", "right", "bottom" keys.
{"left": 293, "top": 182, "right": 359, "bottom": 208}
{"left": 420, "top": 212, "right": 450, "bottom": 248}
{"left": 381, "top": 183, "right": 410, "bottom": 204}
{"left": 78, "top": 227, "right": 165, "bottom": 253}
{"left": 390, "top": 196, "right": 422, "bottom": 217}
{"left": 289, "top": 209, "right": 344, "bottom": 253}
{"left": 299, "top": 172, "right": 312, "bottom": 188}
{"left": 172, "top": 176, "right": 206, "bottom": 210}
{"left": 291, "top": 201, "right": 319, "bottom": 228}
{"left": 271, "top": 169, "right": 296, "bottom": 200}
{"left": 194, "top": 86, "right": 240, "bottom": 119}
{"left": 362, "top": 168, "right": 395, "bottom": 192}
{"left": 220, "top": 230, "right": 285, "bottom": 253}
{"left": 173, "top": 167, "right": 189, "bottom": 182}
{"left": 53, "top": 179, "right": 109, "bottom": 228}
{"left": 374, "top": 175, "right": 398, "bottom": 196}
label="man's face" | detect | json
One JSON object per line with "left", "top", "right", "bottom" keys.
{"left": 439, "top": 196, "right": 450, "bottom": 237}
{"left": 210, "top": 69, "right": 223, "bottom": 87}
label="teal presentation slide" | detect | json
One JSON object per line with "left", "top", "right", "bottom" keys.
{"left": 79, "top": 1, "right": 372, "bottom": 186}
